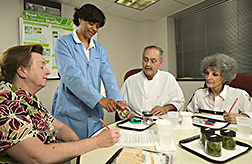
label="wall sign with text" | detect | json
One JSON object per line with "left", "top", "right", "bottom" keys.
{"left": 20, "top": 10, "right": 74, "bottom": 79}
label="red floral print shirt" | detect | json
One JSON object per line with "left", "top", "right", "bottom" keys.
{"left": 0, "top": 81, "right": 57, "bottom": 163}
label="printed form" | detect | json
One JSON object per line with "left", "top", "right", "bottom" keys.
{"left": 114, "top": 130, "right": 155, "bottom": 146}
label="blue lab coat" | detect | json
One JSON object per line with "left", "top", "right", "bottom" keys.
{"left": 53, "top": 34, "right": 122, "bottom": 139}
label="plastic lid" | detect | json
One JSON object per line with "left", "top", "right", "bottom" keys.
{"left": 220, "top": 129, "right": 236, "bottom": 137}
{"left": 206, "top": 134, "right": 222, "bottom": 142}
{"left": 142, "top": 111, "right": 153, "bottom": 117}
{"left": 201, "top": 127, "right": 215, "bottom": 135}
{"left": 180, "top": 112, "right": 193, "bottom": 116}
{"left": 168, "top": 111, "right": 179, "bottom": 117}
{"left": 157, "top": 119, "right": 171, "bottom": 126}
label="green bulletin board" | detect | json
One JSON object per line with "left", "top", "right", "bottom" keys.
{"left": 20, "top": 10, "right": 74, "bottom": 79}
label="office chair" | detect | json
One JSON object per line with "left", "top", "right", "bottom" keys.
{"left": 123, "top": 68, "right": 142, "bottom": 81}
{"left": 228, "top": 73, "right": 252, "bottom": 96}
{"left": 115, "top": 68, "right": 142, "bottom": 122}
{"left": 203, "top": 73, "right": 252, "bottom": 96}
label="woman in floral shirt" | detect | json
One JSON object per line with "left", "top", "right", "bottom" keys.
{"left": 0, "top": 45, "right": 120, "bottom": 163}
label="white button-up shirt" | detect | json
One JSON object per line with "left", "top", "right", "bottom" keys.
{"left": 120, "top": 70, "right": 185, "bottom": 115}
{"left": 73, "top": 29, "right": 95, "bottom": 61}
{"left": 187, "top": 85, "right": 252, "bottom": 117}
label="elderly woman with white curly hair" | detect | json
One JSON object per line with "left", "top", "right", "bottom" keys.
{"left": 187, "top": 53, "right": 252, "bottom": 124}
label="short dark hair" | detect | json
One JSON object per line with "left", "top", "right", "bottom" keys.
{"left": 0, "top": 45, "right": 43, "bottom": 82}
{"left": 73, "top": 4, "right": 106, "bottom": 27}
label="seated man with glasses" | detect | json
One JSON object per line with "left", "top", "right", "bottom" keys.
{"left": 120, "top": 45, "right": 185, "bottom": 117}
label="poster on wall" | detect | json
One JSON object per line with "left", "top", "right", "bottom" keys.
{"left": 19, "top": 10, "right": 74, "bottom": 79}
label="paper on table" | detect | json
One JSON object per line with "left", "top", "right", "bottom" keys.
{"left": 114, "top": 130, "right": 155, "bottom": 146}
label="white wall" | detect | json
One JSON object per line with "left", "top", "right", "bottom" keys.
{"left": 98, "top": 14, "right": 143, "bottom": 88}
{"left": 0, "top": 0, "right": 23, "bottom": 53}
{"left": 178, "top": 81, "right": 204, "bottom": 109}
{"left": 0, "top": 0, "right": 204, "bottom": 124}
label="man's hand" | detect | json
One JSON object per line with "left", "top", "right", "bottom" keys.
{"left": 151, "top": 104, "right": 176, "bottom": 116}
{"left": 151, "top": 105, "right": 167, "bottom": 116}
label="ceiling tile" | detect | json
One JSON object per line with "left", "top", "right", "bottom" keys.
{"left": 47, "top": 0, "right": 205, "bottom": 21}
{"left": 129, "top": 12, "right": 162, "bottom": 22}
{"left": 143, "top": 0, "right": 187, "bottom": 17}
{"left": 104, "top": 3, "right": 140, "bottom": 19}
{"left": 175, "top": 0, "right": 205, "bottom": 6}
{"left": 103, "top": 0, "right": 115, "bottom": 3}
{"left": 66, "top": 0, "right": 111, "bottom": 8}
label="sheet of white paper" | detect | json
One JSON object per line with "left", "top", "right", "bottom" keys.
{"left": 114, "top": 130, "right": 155, "bottom": 146}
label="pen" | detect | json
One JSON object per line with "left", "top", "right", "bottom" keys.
{"left": 99, "top": 118, "right": 110, "bottom": 130}
{"left": 229, "top": 98, "right": 238, "bottom": 113}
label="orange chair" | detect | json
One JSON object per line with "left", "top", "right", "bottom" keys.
{"left": 115, "top": 68, "right": 142, "bottom": 122}
{"left": 228, "top": 73, "right": 252, "bottom": 96}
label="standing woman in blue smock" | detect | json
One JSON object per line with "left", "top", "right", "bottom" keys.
{"left": 53, "top": 4, "right": 130, "bottom": 139}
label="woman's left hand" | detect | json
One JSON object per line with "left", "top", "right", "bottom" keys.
{"left": 223, "top": 112, "right": 249, "bottom": 124}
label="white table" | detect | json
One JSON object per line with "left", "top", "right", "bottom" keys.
{"left": 79, "top": 115, "right": 252, "bottom": 164}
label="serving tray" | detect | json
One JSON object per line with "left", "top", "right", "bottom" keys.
{"left": 179, "top": 135, "right": 251, "bottom": 163}
{"left": 192, "top": 115, "right": 230, "bottom": 130}
{"left": 105, "top": 147, "right": 169, "bottom": 164}
{"left": 116, "top": 118, "right": 155, "bottom": 131}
